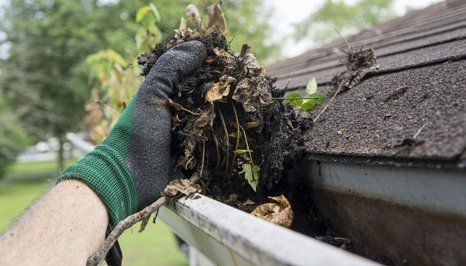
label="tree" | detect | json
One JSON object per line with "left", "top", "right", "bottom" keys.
{"left": 0, "top": 0, "right": 145, "bottom": 171}
{"left": 0, "top": 96, "right": 30, "bottom": 179}
{"left": 113, "top": 0, "right": 279, "bottom": 63}
{"left": 295, "top": 0, "right": 394, "bottom": 44}
{"left": 0, "top": 0, "right": 277, "bottom": 172}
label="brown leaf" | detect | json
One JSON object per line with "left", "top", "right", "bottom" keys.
{"left": 207, "top": 4, "right": 227, "bottom": 34}
{"left": 162, "top": 179, "right": 202, "bottom": 198}
{"left": 204, "top": 75, "right": 236, "bottom": 103}
{"left": 250, "top": 195, "right": 293, "bottom": 228}
{"left": 212, "top": 48, "right": 236, "bottom": 66}
{"left": 174, "top": 17, "right": 193, "bottom": 40}
{"left": 240, "top": 44, "right": 260, "bottom": 75}
{"left": 186, "top": 4, "right": 201, "bottom": 24}
{"left": 232, "top": 78, "right": 273, "bottom": 113}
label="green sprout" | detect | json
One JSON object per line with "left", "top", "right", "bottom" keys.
{"left": 284, "top": 77, "right": 325, "bottom": 111}
{"left": 234, "top": 126, "right": 260, "bottom": 191}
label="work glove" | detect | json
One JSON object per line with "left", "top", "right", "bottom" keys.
{"left": 59, "top": 41, "right": 207, "bottom": 227}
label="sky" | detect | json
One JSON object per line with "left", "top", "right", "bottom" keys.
{"left": 268, "top": 0, "right": 443, "bottom": 58}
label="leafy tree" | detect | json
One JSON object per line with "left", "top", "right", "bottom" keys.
{"left": 0, "top": 0, "right": 146, "bottom": 171}
{"left": 0, "top": 96, "right": 30, "bottom": 179}
{"left": 115, "top": 0, "right": 279, "bottom": 62}
{"left": 295, "top": 0, "right": 395, "bottom": 44}
{"left": 0, "top": 0, "right": 277, "bottom": 172}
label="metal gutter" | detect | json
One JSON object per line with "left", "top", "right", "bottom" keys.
{"left": 304, "top": 160, "right": 466, "bottom": 215}
{"left": 159, "top": 194, "right": 378, "bottom": 266}
{"left": 66, "top": 134, "right": 378, "bottom": 265}
{"left": 303, "top": 159, "right": 466, "bottom": 265}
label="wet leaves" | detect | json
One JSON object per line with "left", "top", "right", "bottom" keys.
{"left": 140, "top": 13, "right": 308, "bottom": 225}
{"left": 251, "top": 195, "right": 293, "bottom": 228}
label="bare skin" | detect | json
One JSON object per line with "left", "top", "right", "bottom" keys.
{"left": 0, "top": 180, "right": 108, "bottom": 265}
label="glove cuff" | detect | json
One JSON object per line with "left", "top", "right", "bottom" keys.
{"left": 59, "top": 142, "right": 139, "bottom": 227}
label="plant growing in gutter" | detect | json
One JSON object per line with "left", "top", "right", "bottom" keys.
{"left": 284, "top": 77, "right": 325, "bottom": 111}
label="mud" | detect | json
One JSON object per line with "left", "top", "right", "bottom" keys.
{"left": 138, "top": 31, "right": 310, "bottom": 209}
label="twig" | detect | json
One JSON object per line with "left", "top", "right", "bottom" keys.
{"left": 218, "top": 108, "right": 230, "bottom": 174}
{"left": 273, "top": 97, "right": 322, "bottom": 100}
{"left": 335, "top": 28, "right": 352, "bottom": 50}
{"left": 231, "top": 103, "right": 241, "bottom": 167}
{"left": 413, "top": 123, "right": 428, "bottom": 139}
{"left": 87, "top": 197, "right": 168, "bottom": 266}
{"left": 211, "top": 129, "right": 220, "bottom": 170}
{"left": 313, "top": 84, "right": 343, "bottom": 123}
{"left": 200, "top": 140, "right": 206, "bottom": 177}
{"left": 168, "top": 99, "right": 201, "bottom": 115}
{"left": 240, "top": 126, "right": 254, "bottom": 162}
{"left": 200, "top": 0, "right": 206, "bottom": 33}
{"left": 185, "top": 156, "right": 194, "bottom": 169}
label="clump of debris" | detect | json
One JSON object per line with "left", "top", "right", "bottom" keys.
{"left": 138, "top": 3, "right": 309, "bottom": 227}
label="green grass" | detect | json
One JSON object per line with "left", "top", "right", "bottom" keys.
{"left": 0, "top": 162, "right": 188, "bottom": 266}
{"left": 5, "top": 159, "right": 76, "bottom": 179}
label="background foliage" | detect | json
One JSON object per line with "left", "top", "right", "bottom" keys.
{"left": 0, "top": 0, "right": 278, "bottom": 175}
{"left": 295, "top": 0, "right": 394, "bottom": 44}
{"left": 0, "top": 97, "right": 30, "bottom": 179}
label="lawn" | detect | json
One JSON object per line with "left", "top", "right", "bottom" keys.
{"left": 0, "top": 161, "right": 188, "bottom": 266}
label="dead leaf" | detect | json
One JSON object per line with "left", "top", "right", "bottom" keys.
{"left": 162, "top": 179, "right": 202, "bottom": 198}
{"left": 174, "top": 17, "right": 193, "bottom": 40}
{"left": 240, "top": 44, "right": 260, "bottom": 75}
{"left": 204, "top": 75, "right": 236, "bottom": 103}
{"left": 186, "top": 4, "right": 201, "bottom": 24}
{"left": 250, "top": 195, "right": 293, "bottom": 228}
{"left": 186, "top": 4, "right": 204, "bottom": 32}
{"left": 232, "top": 78, "right": 273, "bottom": 113}
{"left": 207, "top": 4, "right": 227, "bottom": 34}
{"left": 212, "top": 48, "right": 236, "bottom": 69}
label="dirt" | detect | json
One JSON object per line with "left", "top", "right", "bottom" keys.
{"left": 138, "top": 31, "right": 310, "bottom": 211}
{"left": 137, "top": 30, "right": 370, "bottom": 253}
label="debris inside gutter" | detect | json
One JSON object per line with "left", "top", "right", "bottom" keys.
{"left": 137, "top": 2, "right": 377, "bottom": 255}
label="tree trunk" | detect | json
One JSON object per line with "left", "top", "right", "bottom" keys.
{"left": 57, "top": 133, "right": 65, "bottom": 172}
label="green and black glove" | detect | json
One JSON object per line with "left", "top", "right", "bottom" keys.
{"left": 59, "top": 41, "right": 207, "bottom": 227}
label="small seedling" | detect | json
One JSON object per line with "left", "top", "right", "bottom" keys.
{"left": 284, "top": 77, "right": 325, "bottom": 111}
{"left": 235, "top": 126, "right": 260, "bottom": 191}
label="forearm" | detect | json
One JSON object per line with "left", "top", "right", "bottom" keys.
{"left": 0, "top": 180, "right": 108, "bottom": 265}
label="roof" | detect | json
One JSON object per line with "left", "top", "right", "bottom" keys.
{"left": 267, "top": 0, "right": 466, "bottom": 168}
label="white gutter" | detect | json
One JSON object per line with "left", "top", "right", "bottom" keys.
{"left": 67, "top": 133, "right": 378, "bottom": 265}
{"left": 304, "top": 160, "right": 466, "bottom": 216}
{"left": 160, "top": 194, "right": 378, "bottom": 266}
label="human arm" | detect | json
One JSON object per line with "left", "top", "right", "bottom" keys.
{"left": 0, "top": 180, "right": 108, "bottom": 265}
{"left": 0, "top": 41, "right": 206, "bottom": 265}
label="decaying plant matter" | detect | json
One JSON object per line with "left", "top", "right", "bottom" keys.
{"left": 137, "top": 3, "right": 308, "bottom": 224}
{"left": 92, "top": 4, "right": 310, "bottom": 264}
{"left": 251, "top": 195, "right": 294, "bottom": 228}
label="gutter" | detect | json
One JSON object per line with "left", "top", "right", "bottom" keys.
{"left": 66, "top": 133, "right": 378, "bottom": 265}
{"left": 303, "top": 159, "right": 466, "bottom": 264}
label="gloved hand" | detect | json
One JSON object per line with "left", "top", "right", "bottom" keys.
{"left": 60, "top": 41, "right": 207, "bottom": 227}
